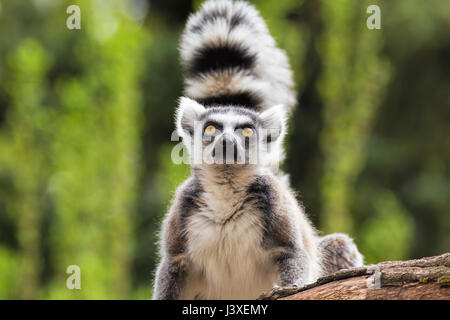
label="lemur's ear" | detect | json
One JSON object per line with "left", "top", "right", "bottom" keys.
{"left": 259, "top": 104, "right": 287, "bottom": 142}
{"left": 176, "top": 97, "right": 206, "bottom": 138}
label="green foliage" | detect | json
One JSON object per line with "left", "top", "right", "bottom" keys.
{"left": 1, "top": 38, "right": 51, "bottom": 298}
{"left": 155, "top": 144, "right": 190, "bottom": 216}
{"left": 0, "top": 247, "right": 19, "bottom": 298}
{"left": 0, "top": 0, "right": 146, "bottom": 299}
{"left": 0, "top": 0, "right": 448, "bottom": 299}
{"left": 318, "top": 0, "right": 390, "bottom": 235}
{"left": 358, "top": 190, "right": 414, "bottom": 264}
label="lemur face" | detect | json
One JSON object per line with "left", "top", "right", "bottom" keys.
{"left": 200, "top": 108, "right": 259, "bottom": 164}
{"left": 176, "top": 97, "right": 287, "bottom": 166}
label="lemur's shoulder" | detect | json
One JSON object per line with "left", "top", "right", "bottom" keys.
{"left": 245, "top": 175, "right": 303, "bottom": 247}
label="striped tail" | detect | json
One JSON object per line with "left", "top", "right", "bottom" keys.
{"left": 180, "top": 0, "right": 296, "bottom": 112}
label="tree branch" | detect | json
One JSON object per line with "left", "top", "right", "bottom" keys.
{"left": 259, "top": 253, "right": 450, "bottom": 300}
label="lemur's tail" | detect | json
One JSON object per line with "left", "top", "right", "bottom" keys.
{"left": 180, "top": 0, "right": 296, "bottom": 112}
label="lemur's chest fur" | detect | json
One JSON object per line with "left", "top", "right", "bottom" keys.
{"left": 180, "top": 170, "right": 279, "bottom": 299}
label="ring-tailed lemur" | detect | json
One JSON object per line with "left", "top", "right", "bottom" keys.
{"left": 153, "top": 0, "right": 363, "bottom": 300}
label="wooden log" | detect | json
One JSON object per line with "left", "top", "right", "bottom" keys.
{"left": 259, "top": 253, "right": 450, "bottom": 300}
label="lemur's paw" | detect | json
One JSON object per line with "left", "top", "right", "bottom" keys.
{"left": 319, "top": 233, "right": 364, "bottom": 275}
{"left": 259, "top": 282, "right": 303, "bottom": 300}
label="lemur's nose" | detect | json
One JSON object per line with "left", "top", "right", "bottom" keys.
{"left": 221, "top": 135, "right": 235, "bottom": 148}
{"left": 220, "top": 135, "right": 238, "bottom": 161}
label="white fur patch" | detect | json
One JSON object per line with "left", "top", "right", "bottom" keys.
{"left": 181, "top": 171, "right": 279, "bottom": 299}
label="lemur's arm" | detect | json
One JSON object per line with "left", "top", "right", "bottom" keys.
{"left": 153, "top": 256, "right": 186, "bottom": 300}
{"left": 248, "top": 176, "right": 317, "bottom": 287}
{"left": 153, "top": 178, "right": 201, "bottom": 300}
{"left": 274, "top": 245, "right": 312, "bottom": 287}
{"left": 153, "top": 206, "right": 187, "bottom": 300}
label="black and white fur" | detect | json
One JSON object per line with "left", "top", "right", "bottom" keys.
{"left": 153, "top": 0, "right": 363, "bottom": 300}
{"left": 180, "top": 0, "right": 296, "bottom": 112}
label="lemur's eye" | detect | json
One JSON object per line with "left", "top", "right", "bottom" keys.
{"left": 242, "top": 127, "right": 254, "bottom": 137}
{"left": 204, "top": 125, "right": 216, "bottom": 135}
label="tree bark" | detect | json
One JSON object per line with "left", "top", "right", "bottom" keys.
{"left": 259, "top": 253, "right": 450, "bottom": 300}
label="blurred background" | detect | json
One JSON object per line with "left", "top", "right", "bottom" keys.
{"left": 0, "top": 0, "right": 449, "bottom": 299}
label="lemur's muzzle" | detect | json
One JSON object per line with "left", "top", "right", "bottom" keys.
{"left": 212, "top": 134, "right": 239, "bottom": 163}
